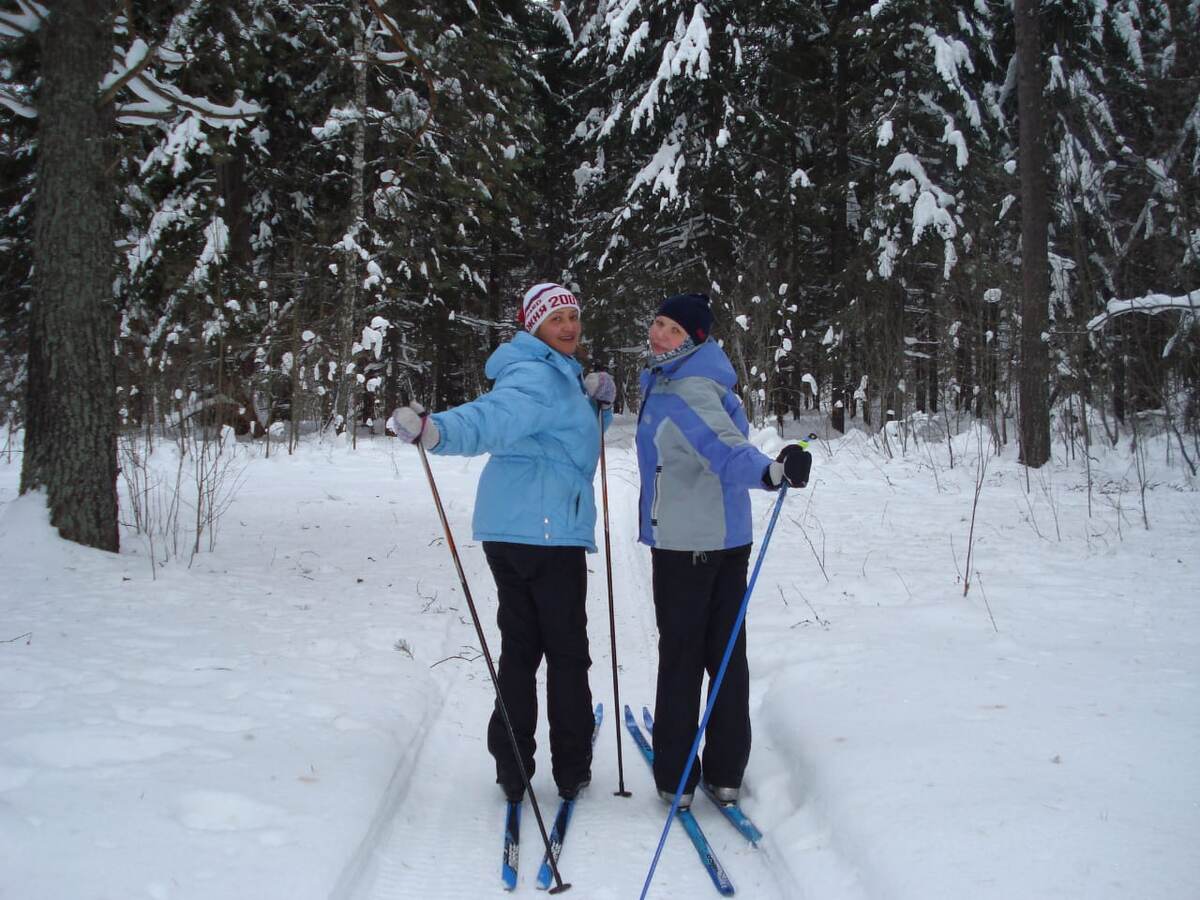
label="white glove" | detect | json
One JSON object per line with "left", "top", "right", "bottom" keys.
{"left": 767, "top": 461, "right": 785, "bottom": 487}
{"left": 388, "top": 402, "right": 440, "bottom": 448}
{"left": 583, "top": 371, "right": 616, "bottom": 407}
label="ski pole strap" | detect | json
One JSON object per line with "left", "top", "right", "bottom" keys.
{"left": 640, "top": 484, "right": 790, "bottom": 900}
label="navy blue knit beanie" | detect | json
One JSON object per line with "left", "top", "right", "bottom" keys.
{"left": 657, "top": 293, "right": 713, "bottom": 344}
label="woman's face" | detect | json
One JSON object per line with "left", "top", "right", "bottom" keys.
{"left": 536, "top": 308, "right": 581, "bottom": 356}
{"left": 649, "top": 316, "right": 688, "bottom": 355}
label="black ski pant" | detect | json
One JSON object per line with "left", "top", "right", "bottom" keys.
{"left": 483, "top": 541, "right": 593, "bottom": 793}
{"left": 651, "top": 544, "right": 752, "bottom": 796}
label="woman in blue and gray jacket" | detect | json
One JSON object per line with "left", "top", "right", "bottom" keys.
{"left": 390, "top": 283, "right": 614, "bottom": 804}
{"left": 637, "top": 292, "right": 810, "bottom": 808}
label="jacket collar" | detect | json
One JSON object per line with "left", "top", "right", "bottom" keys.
{"left": 486, "top": 329, "right": 583, "bottom": 380}
{"left": 646, "top": 338, "right": 709, "bottom": 377}
{"left": 643, "top": 339, "right": 736, "bottom": 389}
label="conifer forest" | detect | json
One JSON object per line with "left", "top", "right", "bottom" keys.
{"left": 1, "top": 1, "right": 1197, "bottom": 549}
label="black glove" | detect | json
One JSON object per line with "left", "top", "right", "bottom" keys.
{"left": 769, "top": 443, "right": 812, "bottom": 488}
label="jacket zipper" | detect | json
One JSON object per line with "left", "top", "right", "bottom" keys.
{"left": 650, "top": 464, "right": 663, "bottom": 526}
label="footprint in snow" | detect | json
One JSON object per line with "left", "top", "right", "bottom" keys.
{"left": 114, "top": 705, "right": 257, "bottom": 734}
{"left": 5, "top": 729, "right": 190, "bottom": 767}
{"left": 0, "top": 764, "right": 34, "bottom": 791}
{"left": 0, "top": 692, "right": 43, "bottom": 710}
{"left": 174, "top": 789, "right": 285, "bottom": 832}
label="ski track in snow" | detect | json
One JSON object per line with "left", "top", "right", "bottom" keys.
{"left": 337, "top": 419, "right": 797, "bottom": 899}
{"left": 0, "top": 445, "right": 467, "bottom": 900}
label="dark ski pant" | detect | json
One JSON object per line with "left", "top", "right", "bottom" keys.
{"left": 651, "top": 544, "right": 752, "bottom": 796}
{"left": 483, "top": 541, "right": 593, "bottom": 793}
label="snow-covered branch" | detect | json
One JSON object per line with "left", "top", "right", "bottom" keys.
{"left": 1086, "top": 290, "right": 1200, "bottom": 331}
{"left": 550, "top": 6, "right": 575, "bottom": 45}
{"left": 364, "top": 0, "right": 438, "bottom": 159}
{"left": 97, "top": 38, "right": 159, "bottom": 110}
{"left": 7, "top": 31, "right": 263, "bottom": 126}
{"left": 629, "top": 3, "right": 710, "bottom": 133}
{"left": 0, "top": 86, "right": 34, "bottom": 117}
{"left": 0, "top": 0, "right": 47, "bottom": 39}
{"left": 103, "top": 40, "right": 262, "bottom": 127}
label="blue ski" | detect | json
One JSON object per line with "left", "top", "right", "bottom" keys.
{"left": 623, "top": 705, "right": 735, "bottom": 896}
{"left": 502, "top": 800, "right": 521, "bottom": 891}
{"left": 642, "top": 706, "right": 764, "bottom": 847}
{"left": 536, "top": 703, "right": 605, "bottom": 890}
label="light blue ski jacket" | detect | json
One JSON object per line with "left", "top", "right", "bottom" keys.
{"left": 636, "top": 340, "right": 774, "bottom": 551}
{"left": 430, "top": 330, "right": 610, "bottom": 551}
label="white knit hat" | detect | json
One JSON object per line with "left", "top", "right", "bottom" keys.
{"left": 519, "top": 282, "right": 579, "bottom": 334}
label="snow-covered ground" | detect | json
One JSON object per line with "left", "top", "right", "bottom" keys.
{"left": 1, "top": 415, "right": 1197, "bottom": 900}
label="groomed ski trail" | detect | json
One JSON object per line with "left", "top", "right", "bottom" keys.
{"left": 332, "top": 419, "right": 823, "bottom": 898}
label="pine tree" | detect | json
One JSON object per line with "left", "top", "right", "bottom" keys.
{"left": 571, "top": 1, "right": 780, "bottom": 415}
{"left": 839, "top": 0, "right": 1004, "bottom": 432}
{"left": 0, "top": 17, "right": 36, "bottom": 436}
{"left": 1039, "top": 0, "right": 1200, "bottom": 431}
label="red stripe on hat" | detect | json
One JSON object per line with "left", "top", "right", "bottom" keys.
{"left": 524, "top": 292, "right": 577, "bottom": 334}
{"left": 525, "top": 284, "right": 563, "bottom": 309}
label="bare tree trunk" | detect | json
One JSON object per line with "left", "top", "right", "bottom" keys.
{"left": 336, "top": 0, "right": 368, "bottom": 439}
{"left": 487, "top": 237, "right": 502, "bottom": 356}
{"left": 288, "top": 237, "right": 303, "bottom": 454}
{"left": 1014, "top": 0, "right": 1052, "bottom": 467}
{"left": 828, "top": 0, "right": 851, "bottom": 435}
{"left": 20, "top": 0, "right": 120, "bottom": 552}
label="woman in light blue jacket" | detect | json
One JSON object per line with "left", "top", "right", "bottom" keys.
{"left": 391, "top": 283, "right": 613, "bottom": 804}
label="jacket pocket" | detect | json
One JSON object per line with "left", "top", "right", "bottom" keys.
{"left": 568, "top": 489, "right": 581, "bottom": 528}
{"left": 536, "top": 463, "right": 583, "bottom": 540}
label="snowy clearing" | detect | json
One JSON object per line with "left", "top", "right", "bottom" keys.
{"left": 1, "top": 416, "right": 1197, "bottom": 899}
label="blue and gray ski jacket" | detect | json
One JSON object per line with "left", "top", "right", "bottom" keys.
{"left": 430, "top": 330, "right": 610, "bottom": 551}
{"left": 636, "top": 340, "right": 774, "bottom": 551}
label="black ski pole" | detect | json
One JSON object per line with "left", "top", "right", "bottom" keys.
{"left": 598, "top": 407, "right": 632, "bottom": 798}
{"left": 415, "top": 440, "right": 571, "bottom": 894}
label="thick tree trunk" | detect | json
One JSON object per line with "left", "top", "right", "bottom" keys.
{"left": 1014, "top": 0, "right": 1052, "bottom": 467}
{"left": 20, "top": 0, "right": 120, "bottom": 551}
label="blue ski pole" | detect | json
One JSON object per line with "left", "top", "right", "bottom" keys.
{"left": 640, "top": 483, "right": 789, "bottom": 900}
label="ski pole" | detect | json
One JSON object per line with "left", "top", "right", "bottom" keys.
{"left": 415, "top": 441, "right": 572, "bottom": 894}
{"left": 640, "top": 483, "right": 790, "bottom": 900}
{"left": 598, "top": 407, "right": 632, "bottom": 798}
